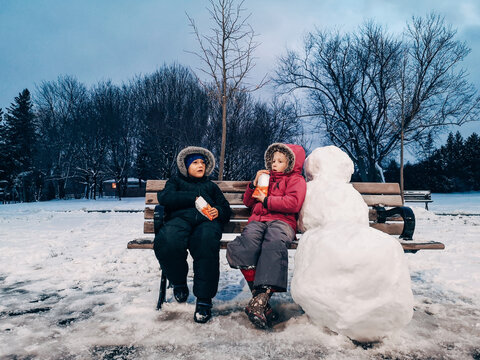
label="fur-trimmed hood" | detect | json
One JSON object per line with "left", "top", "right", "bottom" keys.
{"left": 176, "top": 146, "right": 215, "bottom": 177}
{"left": 264, "top": 143, "right": 305, "bottom": 174}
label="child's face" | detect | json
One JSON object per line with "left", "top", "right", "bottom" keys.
{"left": 188, "top": 159, "right": 206, "bottom": 178}
{"left": 272, "top": 151, "right": 288, "bottom": 172}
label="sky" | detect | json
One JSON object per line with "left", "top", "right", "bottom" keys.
{"left": 1, "top": 0, "right": 479, "bottom": 147}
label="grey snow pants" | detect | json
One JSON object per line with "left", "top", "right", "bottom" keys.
{"left": 226, "top": 220, "right": 296, "bottom": 291}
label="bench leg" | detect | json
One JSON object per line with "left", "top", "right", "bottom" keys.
{"left": 425, "top": 202, "right": 429, "bottom": 210}
{"left": 156, "top": 269, "right": 167, "bottom": 310}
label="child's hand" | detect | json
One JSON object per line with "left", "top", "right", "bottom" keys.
{"left": 253, "top": 169, "right": 270, "bottom": 186}
{"left": 207, "top": 206, "right": 219, "bottom": 220}
{"left": 252, "top": 190, "right": 266, "bottom": 203}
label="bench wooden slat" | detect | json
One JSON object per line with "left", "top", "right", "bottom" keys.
{"left": 143, "top": 220, "right": 405, "bottom": 235}
{"left": 145, "top": 192, "right": 157, "bottom": 205}
{"left": 145, "top": 192, "right": 403, "bottom": 207}
{"left": 400, "top": 241, "right": 445, "bottom": 251}
{"left": 351, "top": 182, "right": 400, "bottom": 195}
{"left": 145, "top": 192, "right": 245, "bottom": 206}
{"left": 369, "top": 222, "right": 404, "bottom": 235}
{"left": 214, "top": 181, "right": 251, "bottom": 192}
{"left": 368, "top": 209, "right": 402, "bottom": 222}
{"left": 144, "top": 221, "right": 247, "bottom": 234}
{"left": 144, "top": 206, "right": 251, "bottom": 220}
{"left": 127, "top": 238, "right": 445, "bottom": 251}
{"left": 361, "top": 195, "right": 403, "bottom": 207}
{"left": 223, "top": 193, "right": 244, "bottom": 205}
{"left": 144, "top": 207, "right": 404, "bottom": 222}
{"left": 146, "top": 180, "right": 403, "bottom": 195}
{"left": 146, "top": 180, "right": 167, "bottom": 192}
{"left": 404, "top": 190, "right": 431, "bottom": 195}
{"left": 146, "top": 180, "right": 250, "bottom": 193}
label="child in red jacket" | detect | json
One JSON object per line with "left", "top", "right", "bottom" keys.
{"left": 226, "top": 143, "right": 307, "bottom": 329}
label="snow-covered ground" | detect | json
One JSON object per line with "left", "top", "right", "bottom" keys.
{"left": 0, "top": 196, "right": 479, "bottom": 359}
{"left": 427, "top": 192, "right": 480, "bottom": 214}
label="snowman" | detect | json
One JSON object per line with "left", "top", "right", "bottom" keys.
{"left": 291, "top": 146, "right": 413, "bottom": 342}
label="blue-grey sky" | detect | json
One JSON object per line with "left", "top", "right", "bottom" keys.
{"left": 1, "top": 0, "right": 479, "bottom": 143}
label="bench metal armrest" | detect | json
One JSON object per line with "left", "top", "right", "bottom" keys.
{"left": 374, "top": 206, "right": 415, "bottom": 240}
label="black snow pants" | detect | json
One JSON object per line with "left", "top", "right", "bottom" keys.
{"left": 153, "top": 215, "right": 222, "bottom": 300}
{"left": 226, "top": 220, "right": 296, "bottom": 292}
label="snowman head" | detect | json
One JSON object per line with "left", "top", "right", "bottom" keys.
{"left": 304, "top": 146, "right": 354, "bottom": 183}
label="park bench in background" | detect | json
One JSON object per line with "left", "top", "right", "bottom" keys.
{"left": 403, "top": 190, "right": 433, "bottom": 210}
{"left": 128, "top": 180, "right": 445, "bottom": 309}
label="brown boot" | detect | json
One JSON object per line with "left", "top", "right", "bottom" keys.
{"left": 245, "top": 287, "right": 273, "bottom": 329}
{"left": 246, "top": 282, "right": 278, "bottom": 326}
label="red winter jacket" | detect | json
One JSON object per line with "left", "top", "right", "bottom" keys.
{"left": 243, "top": 144, "right": 307, "bottom": 232}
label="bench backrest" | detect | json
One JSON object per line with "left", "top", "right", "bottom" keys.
{"left": 143, "top": 180, "right": 406, "bottom": 236}
{"left": 403, "top": 190, "right": 432, "bottom": 200}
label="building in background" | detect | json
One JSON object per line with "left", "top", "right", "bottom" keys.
{"left": 102, "top": 178, "right": 146, "bottom": 197}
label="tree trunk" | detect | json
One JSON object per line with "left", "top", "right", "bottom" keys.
{"left": 218, "top": 95, "right": 227, "bottom": 180}
{"left": 400, "top": 125, "right": 405, "bottom": 200}
{"left": 116, "top": 177, "right": 123, "bottom": 201}
{"left": 93, "top": 174, "right": 97, "bottom": 200}
{"left": 357, "top": 158, "right": 384, "bottom": 182}
{"left": 58, "top": 179, "right": 65, "bottom": 199}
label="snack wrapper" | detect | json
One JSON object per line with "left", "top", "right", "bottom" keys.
{"left": 252, "top": 173, "right": 270, "bottom": 197}
{"left": 195, "top": 196, "right": 214, "bottom": 220}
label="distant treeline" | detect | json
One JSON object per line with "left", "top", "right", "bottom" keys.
{"left": 0, "top": 64, "right": 303, "bottom": 202}
{"left": 384, "top": 132, "right": 480, "bottom": 192}
{"left": 1, "top": 64, "right": 478, "bottom": 202}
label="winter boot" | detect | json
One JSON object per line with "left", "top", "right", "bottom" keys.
{"left": 173, "top": 284, "right": 189, "bottom": 303}
{"left": 245, "top": 287, "right": 273, "bottom": 329}
{"left": 246, "top": 281, "right": 278, "bottom": 325}
{"left": 194, "top": 298, "right": 212, "bottom": 323}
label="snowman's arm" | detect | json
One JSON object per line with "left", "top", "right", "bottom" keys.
{"left": 267, "top": 176, "right": 307, "bottom": 213}
{"left": 242, "top": 182, "right": 257, "bottom": 208}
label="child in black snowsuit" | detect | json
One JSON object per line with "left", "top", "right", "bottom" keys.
{"left": 153, "top": 146, "right": 231, "bottom": 323}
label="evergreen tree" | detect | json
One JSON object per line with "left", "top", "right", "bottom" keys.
{"left": 5, "top": 89, "right": 36, "bottom": 171}
{"left": 0, "top": 108, "right": 9, "bottom": 197}
{"left": 463, "top": 133, "right": 480, "bottom": 190}
{"left": 4, "top": 89, "right": 37, "bottom": 201}
{"left": 384, "top": 160, "right": 400, "bottom": 183}
{"left": 443, "top": 131, "right": 465, "bottom": 190}
{"left": 423, "top": 133, "right": 435, "bottom": 160}
{"left": 0, "top": 108, "right": 6, "bottom": 178}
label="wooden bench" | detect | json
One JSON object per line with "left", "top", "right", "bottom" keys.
{"left": 128, "top": 180, "right": 445, "bottom": 309}
{"left": 403, "top": 190, "right": 433, "bottom": 210}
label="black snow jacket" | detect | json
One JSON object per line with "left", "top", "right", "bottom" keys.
{"left": 157, "top": 174, "right": 231, "bottom": 224}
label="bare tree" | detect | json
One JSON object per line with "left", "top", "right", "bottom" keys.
{"left": 35, "top": 76, "right": 89, "bottom": 198}
{"left": 187, "top": 0, "right": 266, "bottom": 180}
{"left": 275, "top": 14, "right": 479, "bottom": 181}
{"left": 395, "top": 14, "right": 480, "bottom": 189}
{"left": 133, "top": 65, "right": 210, "bottom": 180}
{"left": 104, "top": 83, "right": 139, "bottom": 200}
{"left": 205, "top": 92, "right": 302, "bottom": 180}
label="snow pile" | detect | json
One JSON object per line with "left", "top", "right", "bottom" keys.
{"left": 292, "top": 146, "right": 414, "bottom": 342}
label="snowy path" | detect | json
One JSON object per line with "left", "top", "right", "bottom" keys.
{"left": 0, "top": 199, "right": 479, "bottom": 359}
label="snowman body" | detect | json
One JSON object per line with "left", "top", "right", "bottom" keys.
{"left": 292, "top": 146, "right": 414, "bottom": 342}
